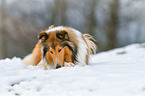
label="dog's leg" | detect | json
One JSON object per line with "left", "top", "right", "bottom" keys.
{"left": 22, "top": 43, "right": 42, "bottom": 66}
{"left": 64, "top": 62, "right": 75, "bottom": 67}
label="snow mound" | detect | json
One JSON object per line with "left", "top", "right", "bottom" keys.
{"left": 0, "top": 43, "right": 145, "bottom": 96}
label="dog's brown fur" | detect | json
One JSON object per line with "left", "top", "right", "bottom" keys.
{"left": 23, "top": 26, "right": 97, "bottom": 69}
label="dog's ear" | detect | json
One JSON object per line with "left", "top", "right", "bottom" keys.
{"left": 63, "top": 31, "right": 69, "bottom": 40}
{"left": 48, "top": 25, "right": 54, "bottom": 29}
{"left": 38, "top": 31, "right": 49, "bottom": 42}
{"left": 56, "top": 31, "right": 69, "bottom": 40}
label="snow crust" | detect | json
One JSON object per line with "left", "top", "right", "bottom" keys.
{"left": 0, "top": 43, "right": 145, "bottom": 96}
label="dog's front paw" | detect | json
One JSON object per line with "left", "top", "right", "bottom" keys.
{"left": 64, "top": 62, "right": 75, "bottom": 67}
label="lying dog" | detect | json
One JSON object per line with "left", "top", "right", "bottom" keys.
{"left": 23, "top": 26, "right": 97, "bottom": 69}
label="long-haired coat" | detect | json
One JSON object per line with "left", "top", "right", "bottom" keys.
{"left": 23, "top": 26, "right": 97, "bottom": 69}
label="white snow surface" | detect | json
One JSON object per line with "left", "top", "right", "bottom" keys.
{"left": 0, "top": 43, "right": 145, "bottom": 96}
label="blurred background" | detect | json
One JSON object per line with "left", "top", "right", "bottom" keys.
{"left": 0, "top": 0, "right": 145, "bottom": 59}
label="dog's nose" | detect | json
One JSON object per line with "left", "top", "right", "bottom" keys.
{"left": 56, "top": 64, "right": 61, "bottom": 69}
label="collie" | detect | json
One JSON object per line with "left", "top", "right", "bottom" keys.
{"left": 23, "top": 26, "right": 97, "bottom": 69}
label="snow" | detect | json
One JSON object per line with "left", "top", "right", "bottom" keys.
{"left": 0, "top": 43, "right": 145, "bottom": 96}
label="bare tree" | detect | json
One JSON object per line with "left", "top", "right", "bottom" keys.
{"left": 50, "top": 0, "right": 67, "bottom": 25}
{"left": 106, "top": 0, "right": 119, "bottom": 50}
{"left": 0, "top": 0, "right": 7, "bottom": 58}
{"left": 59, "top": 0, "right": 67, "bottom": 25}
{"left": 88, "top": 0, "right": 97, "bottom": 36}
{"left": 50, "top": 0, "right": 57, "bottom": 25}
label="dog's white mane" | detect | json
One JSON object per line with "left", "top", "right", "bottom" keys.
{"left": 46, "top": 26, "right": 66, "bottom": 33}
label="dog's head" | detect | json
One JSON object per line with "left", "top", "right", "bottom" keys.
{"left": 38, "top": 29, "right": 75, "bottom": 69}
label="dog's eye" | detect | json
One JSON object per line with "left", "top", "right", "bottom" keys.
{"left": 58, "top": 49, "right": 61, "bottom": 52}
{"left": 50, "top": 51, "right": 53, "bottom": 54}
